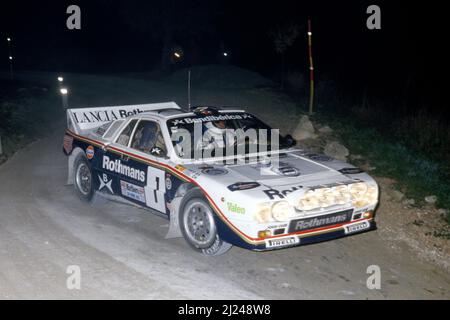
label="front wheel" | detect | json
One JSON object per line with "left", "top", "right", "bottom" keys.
{"left": 179, "top": 188, "right": 232, "bottom": 256}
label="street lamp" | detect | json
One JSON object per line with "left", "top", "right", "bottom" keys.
{"left": 60, "top": 88, "right": 69, "bottom": 109}
{"left": 6, "top": 37, "right": 13, "bottom": 79}
{"left": 57, "top": 76, "right": 64, "bottom": 91}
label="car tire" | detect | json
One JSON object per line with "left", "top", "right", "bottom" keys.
{"left": 179, "top": 188, "right": 232, "bottom": 256}
{"left": 74, "top": 153, "right": 94, "bottom": 202}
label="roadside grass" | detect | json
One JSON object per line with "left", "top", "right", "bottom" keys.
{"left": 313, "top": 112, "right": 450, "bottom": 225}
{"left": 0, "top": 79, "right": 61, "bottom": 164}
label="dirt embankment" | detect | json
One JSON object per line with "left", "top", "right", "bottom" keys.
{"left": 289, "top": 113, "right": 450, "bottom": 273}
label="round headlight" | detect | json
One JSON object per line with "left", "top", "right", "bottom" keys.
{"left": 253, "top": 204, "right": 272, "bottom": 223}
{"left": 349, "top": 182, "right": 368, "bottom": 197}
{"left": 297, "top": 190, "right": 320, "bottom": 211}
{"left": 272, "top": 201, "right": 295, "bottom": 222}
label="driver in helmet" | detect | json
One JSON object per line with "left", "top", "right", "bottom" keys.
{"left": 201, "top": 119, "right": 234, "bottom": 149}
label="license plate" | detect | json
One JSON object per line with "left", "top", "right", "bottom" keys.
{"left": 265, "top": 236, "right": 299, "bottom": 249}
{"left": 344, "top": 220, "right": 370, "bottom": 234}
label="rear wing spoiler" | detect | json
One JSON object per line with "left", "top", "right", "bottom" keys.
{"left": 66, "top": 101, "right": 181, "bottom": 134}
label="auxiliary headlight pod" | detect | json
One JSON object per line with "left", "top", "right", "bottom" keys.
{"left": 253, "top": 201, "right": 295, "bottom": 223}
{"left": 297, "top": 182, "right": 379, "bottom": 211}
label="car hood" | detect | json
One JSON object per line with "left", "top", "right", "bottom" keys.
{"left": 182, "top": 150, "right": 362, "bottom": 190}
{"left": 225, "top": 152, "right": 338, "bottom": 187}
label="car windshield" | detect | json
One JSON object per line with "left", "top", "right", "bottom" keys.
{"left": 166, "top": 112, "right": 290, "bottom": 160}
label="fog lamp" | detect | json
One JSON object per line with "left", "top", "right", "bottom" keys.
{"left": 258, "top": 230, "right": 271, "bottom": 239}
{"left": 363, "top": 211, "right": 373, "bottom": 219}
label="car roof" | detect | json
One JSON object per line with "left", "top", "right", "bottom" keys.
{"left": 129, "top": 107, "right": 247, "bottom": 121}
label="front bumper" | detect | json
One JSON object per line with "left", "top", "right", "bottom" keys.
{"left": 216, "top": 217, "right": 377, "bottom": 251}
{"left": 251, "top": 218, "right": 376, "bottom": 251}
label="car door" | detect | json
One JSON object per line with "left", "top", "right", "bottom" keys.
{"left": 93, "top": 119, "right": 138, "bottom": 196}
{"left": 122, "top": 119, "right": 169, "bottom": 214}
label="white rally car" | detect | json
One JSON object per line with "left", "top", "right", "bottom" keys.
{"left": 63, "top": 102, "right": 378, "bottom": 255}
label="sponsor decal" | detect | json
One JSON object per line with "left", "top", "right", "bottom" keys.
{"left": 151, "top": 147, "right": 163, "bottom": 156}
{"left": 171, "top": 113, "right": 252, "bottom": 126}
{"left": 227, "top": 202, "right": 245, "bottom": 214}
{"left": 263, "top": 184, "right": 303, "bottom": 200}
{"left": 201, "top": 167, "right": 228, "bottom": 176}
{"left": 102, "top": 156, "right": 145, "bottom": 182}
{"left": 267, "top": 223, "right": 288, "bottom": 230}
{"left": 165, "top": 176, "right": 172, "bottom": 190}
{"left": 339, "top": 167, "right": 364, "bottom": 174}
{"left": 86, "top": 145, "right": 95, "bottom": 159}
{"left": 265, "top": 236, "right": 299, "bottom": 248}
{"left": 227, "top": 182, "right": 261, "bottom": 192}
{"left": 344, "top": 220, "right": 370, "bottom": 234}
{"left": 72, "top": 108, "right": 145, "bottom": 124}
{"left": 288, "top": 209, "right": 353, "bottom": 233}
{"left": 175, "top": 164, "right": 186, "bottom": 172}
{"left": 63, "top": 135, "right": 73, "bottom": 154}
{"left": 98, "top": 174, "right": 113, "bottom": 193}
{"left": 120, "top": 180, "right": 146, "bottom": 203}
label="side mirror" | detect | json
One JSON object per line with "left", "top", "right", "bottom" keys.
{"left": 284, "top": 134, "right": 296, "bottom": 147}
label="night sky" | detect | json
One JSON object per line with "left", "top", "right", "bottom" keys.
{"left": 0, "top": 0, "right": 447, "bottom": 115}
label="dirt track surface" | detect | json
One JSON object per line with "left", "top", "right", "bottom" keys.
{"left": 0, "top": 72, "right": 449, "bottom": 299}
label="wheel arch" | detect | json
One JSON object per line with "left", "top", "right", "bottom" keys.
{"left": 177, "top": 186, "right": 243, "bottom": 247}
{"left": 67, "top": 146, "right": 86, "bottom": 185}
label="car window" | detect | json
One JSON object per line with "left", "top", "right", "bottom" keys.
{"left": 116, "top": 119, "right": 138, "bottom": 146}
{"left": 96, "top": 122, "right": 112, "bottom": 136}
{"left": 130, "top": 120, "right": 167, "bottom": 157}
{"left": 103, "top": 120, "right": 124, "bottom": 139}
{"left": 166, "top": 112, "right": 288, "bottom": 159}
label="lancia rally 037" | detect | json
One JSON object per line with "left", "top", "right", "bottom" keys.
{"left": 63, "top": 102, "right": 378, "bottom": 255}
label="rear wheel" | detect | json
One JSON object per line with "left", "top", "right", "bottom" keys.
{"left": 179, "top": 188, "right": 232, "bottom": 256}
{"left": 74, "top": 153, "right": 94, "bottom": 202}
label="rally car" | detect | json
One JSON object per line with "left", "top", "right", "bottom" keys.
{"left": 63, "top": 102, "right": 378, "bottom": 255}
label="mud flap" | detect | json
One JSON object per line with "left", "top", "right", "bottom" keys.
{"left": 66, "top": 148, "right": 83, "bottom": 186}
{"left": 165, "top": 196, "right": 183, "bottom": 239}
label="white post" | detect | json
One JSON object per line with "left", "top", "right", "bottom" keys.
{"left": 188, "top": 69, "right": 191, "bottom": 111}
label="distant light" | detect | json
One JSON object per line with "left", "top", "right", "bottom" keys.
{"left": 9, "top": 56, "right": 13, "bottom": 60}
{"left": 60, "top": 88, "right": 68, "bottom": 95}
{"left": 223, "top": 52, "right": 228, "bottom": 57}
{"left": 174, "top": 52, "right": 181, "bottom": 58}
{"left": 58, "top": 76, "right": 64, "bottom": 82}
{"left": 307, "top": 32, "right": 312, "bottom": 36}
{"left": 7, "top": 37, "right": 11, "bottom": 42}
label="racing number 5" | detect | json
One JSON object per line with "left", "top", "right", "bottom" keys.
{"left": 145, "top": 166, "right": 166, "bottom": 213}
